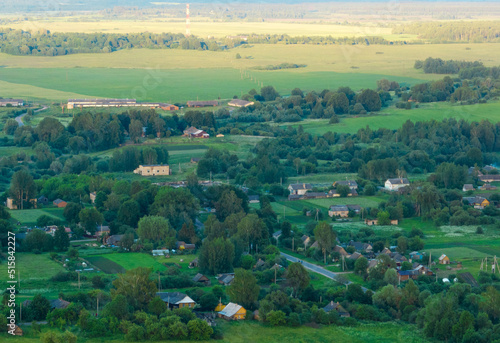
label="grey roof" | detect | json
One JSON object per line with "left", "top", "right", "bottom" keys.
{"left": 218, "top": 273, "right": 235, "bottom": 285}
{"left": 50, "top": 299, "right": 71, "bottom": 309}
{"left": 193, "top": 273, "right": 208, "bottom": 282}
{"left": 156, "top": 292, "right": 193, "bottom": 305}
{"left": 272, "top": 230, "right": 282, "bottom": 238}
{"left": 248, "top": 195, "right": 260, "bottom": 201}
{"left": 347, "top": 204, "right": 362, "bottom": 212}
{"left": 349, "top": 241, "right": 371, "bottom": 251}
{"left": 53, "top": 199, "right": 65, "bottom": 204}
{"left": 463, "top": 184, "right": 474, "bottom": 190}
{"left": 330, "top": 205, "right": 349, "bottom": 212}
{"left": 323, "top": 301, "right": 349, "bottom": 315}
{"left": 463, "top": 196, "right": 487, "bottom": 205}
{"left": 349, "top": 252, "right": 362, "bottom": 260}
{"left": 480, "top": 175, "right": 500, "bottom": 182}
{"left": 107, "top": 235, "right": 123, "bottom": 245}
{"left": 219, "top": 302, "right": 244, "bottom": 317}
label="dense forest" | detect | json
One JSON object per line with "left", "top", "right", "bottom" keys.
{"left": 393, "top": 21, "right": 500, "bottom": 43}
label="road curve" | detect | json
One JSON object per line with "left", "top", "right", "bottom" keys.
{"left": 15, "top": 106, "right": 48, "bottom": 126}
{"left": 280, "top": 251, "right": 369, "bottom": 292}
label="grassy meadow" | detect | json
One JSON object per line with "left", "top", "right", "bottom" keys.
{"left": 280, "top": 101, "right": 500, "bottom": 135}
{"left": 0, "top": 42, "right": 499, "bottom": 103}
{"left": 9, "top": 208, "right": 65, "bottom": 226}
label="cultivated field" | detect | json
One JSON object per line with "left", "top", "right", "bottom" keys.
{"left": 9, "top": 208, "right": 65, "bottom": 225}
{"left": 1, "top": 43, "right": 499, "bottom": 102}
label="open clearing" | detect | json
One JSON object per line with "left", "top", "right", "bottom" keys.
{"left": 9, "top": 208, "right": 65, "bottom": 225}
{"left": 282, "top": 101, "right": 500, "bottom": 135}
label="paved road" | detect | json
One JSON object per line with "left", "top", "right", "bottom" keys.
{"left": 280, "top": 251, "right": 369, "bottom": 292}
{"left": 15, "top": 106, "right": 48, "bottom": 126}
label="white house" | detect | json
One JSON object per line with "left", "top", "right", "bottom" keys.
{"left": 385, "top": 178, "right": 410, "bottom": 191}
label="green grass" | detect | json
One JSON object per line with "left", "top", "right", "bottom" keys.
{"left": 2, "top": 320, "right": 431, "bottom": 343}
{"left": 101, "top": 252, "right": 168, "bottom": 273}
{"left": 0, "top": 253, "right": 65, "bottom": 283}
{"left": 9, "top": 208, "right": 65, "bottom": 225}
{"left": 282, "top": 101, "right": 500, "bottom": 135}
{"left": 303, "top": 196, "right": 386, "bottom": 209}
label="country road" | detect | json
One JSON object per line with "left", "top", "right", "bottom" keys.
{"left": 280, "top": 251, "right": 369, "bottom": 292}
{"left": 15, "top": 106, "right": 48, "bottom": 126}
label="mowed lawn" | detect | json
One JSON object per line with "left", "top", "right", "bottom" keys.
{"left": 0, "top": 253, "right": 65, "bottom": 282}
{"left": 9, "top": 208, "right": 65, "bottom": 225}
{"left": 283, "top": 101, "right": 500, "bottom": 135}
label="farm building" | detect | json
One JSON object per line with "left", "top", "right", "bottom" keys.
{"left": 462, "top": 196, "right": 490, "bottom": 209}
{"left": 329, "top": 205, "right": 349, "bottom": 218}
{"left": 67, "top": 99, "right": 178, "bottom": 110}
{"left": 323, "top": 301, "right": 350, "bottom": 317}
{"left": 53, "top": 199, "right": 67, "bottom": 208}
{"left": 462, "top": 184, "right": 474, "bottom": 192}
{"left": 333, "top": 245, "right": 348, "bottom": 257}
{"left": 439, "top": 254, "right": 450, "bottom": 265}
{"left": 187, "top": 100, "right": 218, "bottom": 107}
{"left": 0, "top": 99, "right": 23, "bottom": 107}
{"left": 133, "top": 165, "right": 172, "bottom": 176}
{"left": 480, "top": 183, "right": 497, "bottom": 190}
{"left": 385, "top": 178, "right": 410, "bottom": 191}
{"left": 248, "top": 195, "right": 260, "bottom": 203}
{"left": 398, "top": 269, "right": 419, "bottom": 281}
{"left": 192, "top": 273, "right": 211, "bottom": 286}
{"left": 365, "top": 219, "right": 399, "bottom": 225}
{"left": 106, "top": 234, "right": 123, "bottom": 246}
{"left": 328, "top": 188, "right": 358, "bottom": 197}
{"left": 189, "top": 258, "right": 198, "bottom": 268}
{"left": 333, "top": 180, "right": 358, "bottom": 190}
{"left": 94, "top": 225, "right": 110, "bottom": 237}
{"left": 217, "top": 302, "right": 246, "bottom": 320}
{"left": 410, "top": 251, "right": 424, "bottom": 260}
{"left": 288, "top": 183, "right": 312, "bottom": 195}
{"left": 479, "top": 175, "right": 500, "bottom": 182}
{"left": 183, "top": 126, "right": 210, "bottom": 138}
{"left": 156, "top": 292, "right": 196, "bottom": 309}
{"left": 303, "top": 192, "right": 328, "bottom": 199}
{"left": 228, "top": 99, "right": 254, "bottom": 107}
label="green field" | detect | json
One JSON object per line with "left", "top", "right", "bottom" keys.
{"left": 0, "top": 253, "right": 65, "bottom": 283}
{"left": 1, "top": 42, "right": 500, "bottom": 103}
{"left": 3, "top": 318, "right": 431, "bottom": 343}
{"left": 9, "top": 208, "right": 65, "bottom": 225}
{"left": 281, "top": 101, "right": 500, "bottom": 135}
{"left": 85, "top": 255, "right": 126, "bottom": 274}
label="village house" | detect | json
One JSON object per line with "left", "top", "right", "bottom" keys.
{"left": 398, "top": 269, "right": 419, "bottom": 281}
{"left": 90, "top": 192, "right": 97, "bottom": 203}
{"left": 328, "top": 205, "right": 349, "bottom": 218}
{"left": 323, "top": 301, "right": 350, "bottom": 317}
{"left": 248, "top": 195, "right": 260, "bottom": 204}
{"left": 133, "top": 165, "right": 172, "bottom": 176}
{"left": 303, "top": 192, "right": 328, "bottom": 199}
{"left": 410, "top": 251, "right": 424, "bottom": 260}
{"left": 5, "top": 198, "right": 17, "bottom": 210}
{"left": 348, "top": 252, "right": 363, "bottom": 260}
{"left": 462, "top": 196, "right": 490, "bottom": 209}
{"left": 187, "top": 100, "right": 218, "bottom": 108}
{"left": 468, "top": 166, "right": 482, "bottom": 176}
{"left": 228, "top": 99, "right": 254, "bottom": 107}
{"left": 53, "top": 199, "right": 67, "bottom": 208}
{"left": 67, "top": 99, "right": 177, "bottom": 110}
{"left": 272, "top": 230, "right": 282, "bottom": 240}
{"left": 439, "top": 254, "right": 450, "bottom": 265}
{"left": 156, "top": 292, "right": 196, "bottom": 309}
{"left": 50, "top": 298, "right": 71, "bottom": 310}
{"left": 333, "top": 180, "right": 358, "bottom": 190}
{"left": 385, "top": 178, "right": 410, "bottom": 191}
{"left": 288, "top": 183, "right": 313, "bottom": 195}
{"left": 217, "top": 302, "right": 246, "bottom": 320}
{"left": 217, "top": 273, "right": 235, "bottom": 286}
{"left": 301, "top": 235, "right": 311, "bottom": 247}
{"left": 176, "top": 241, "right": 196, "bottom": 250}
{"left": 192, "top": 273, "right": 211, "bottom": 286}
{"left": 328, "top": 188, "right": 358, "bottom": 197}
{"left": 94, "top": 225, "right": 110, "bottom": 237}
{"left": 483, "top": 165, "right": 497, "bottom": 172}
{"left": 462, "top": 184, "right": 475, "bottom": 192}
{"left": 189, "top": 258, "right": 198, "bottom": 268}
{"left": 368, "top": 259, "right": 379, "bottom": 270}
{"left": 183, "top": 126, "right": 210, "bottom": 138}
{"left": 480, "top": 183, "right": 497, "bottom": 191}
{"left": 347, "top": 204, "right": 362, "bottom": 213}
{"left": 349, "top": 241, "right": 373, "bottom": 253}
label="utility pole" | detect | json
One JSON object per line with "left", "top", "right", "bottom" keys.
{"left": 97, "top": 296, "right": 99, "bottom": 317}
{"left": 292, "top": 237, "right": 294, "bottom": 252}
{"left": 78, "top": 271, "right": 80, "bottom": 290}
{"left": 274, "top": 264, "right": 277, "bottom": 284}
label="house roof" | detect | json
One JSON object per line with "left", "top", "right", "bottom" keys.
{"left": 349, "top": 241, "right": 371, "bottom": 251}
{"left": 329, "top": 205, "right": 349, "bottom": 212}
{"left": 480, "top": 175, "right": 500, "bottom": 182}
{"left": 50, "top": 299, "right": 71, "bottom": 309}
{"left": 53, "top": 199, "right": 66, "bottom": 204}
{"left": 218, "top": 273, "right": 235, "bottom": 285}
{"left": 439, "top": 254, "right": 448, "bottom": 261}
{"left": 347, "top": 204, "right": 362, "bottom": 212}
{"left": 248, "top": 195, "right": 260, "bottom": 201}
{"left": 301, "top": 235, "right": 310, "bottom": 242}
{"left": 272, "top": 230, "right": 282, "bottom": 238}
{"left": 386, "top": 178, "right": 410, "bottom": 185}
{"left": 368, "top": 259, "right": 378, "bottom": 269}
{"left": 323, "top": 301, "right": 348, "bottom": 314}
{"left": 218, "top": 302, "right": 244, "bottom": 317}
{"left": 193, "top": 273, "right": 208, "bottom": 282}
{"left": 349, "top": 252, "right": 362, "bottom": 260}
{"left": 463, "top": 196, "right": 488, "bottom": 205}
{"left": 463, "top": 184, "right": 474, "bottom": 190}
{"left": 228, "top": 99, "right": 254, "bottom": 107}
{"left": 156, "top": 292, "right": 194, "bottom": 305}
{"left": 107, "top": 235, "right": 123, "bottom": 245}
{"left": 398, "top": 270, "right": 418, "bottom": 276}
{"left": 176, "top": 241, "right": 196, "bottom": 249}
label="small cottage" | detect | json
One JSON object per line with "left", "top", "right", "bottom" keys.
{"left": 217, "top": 302, "right": 246, "bottom": 320}
{"left": 156, "top": 292, "right": 196, "bottom": 309}
{"left": 439, "top": 254, "right": 450, "bottom": 265}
